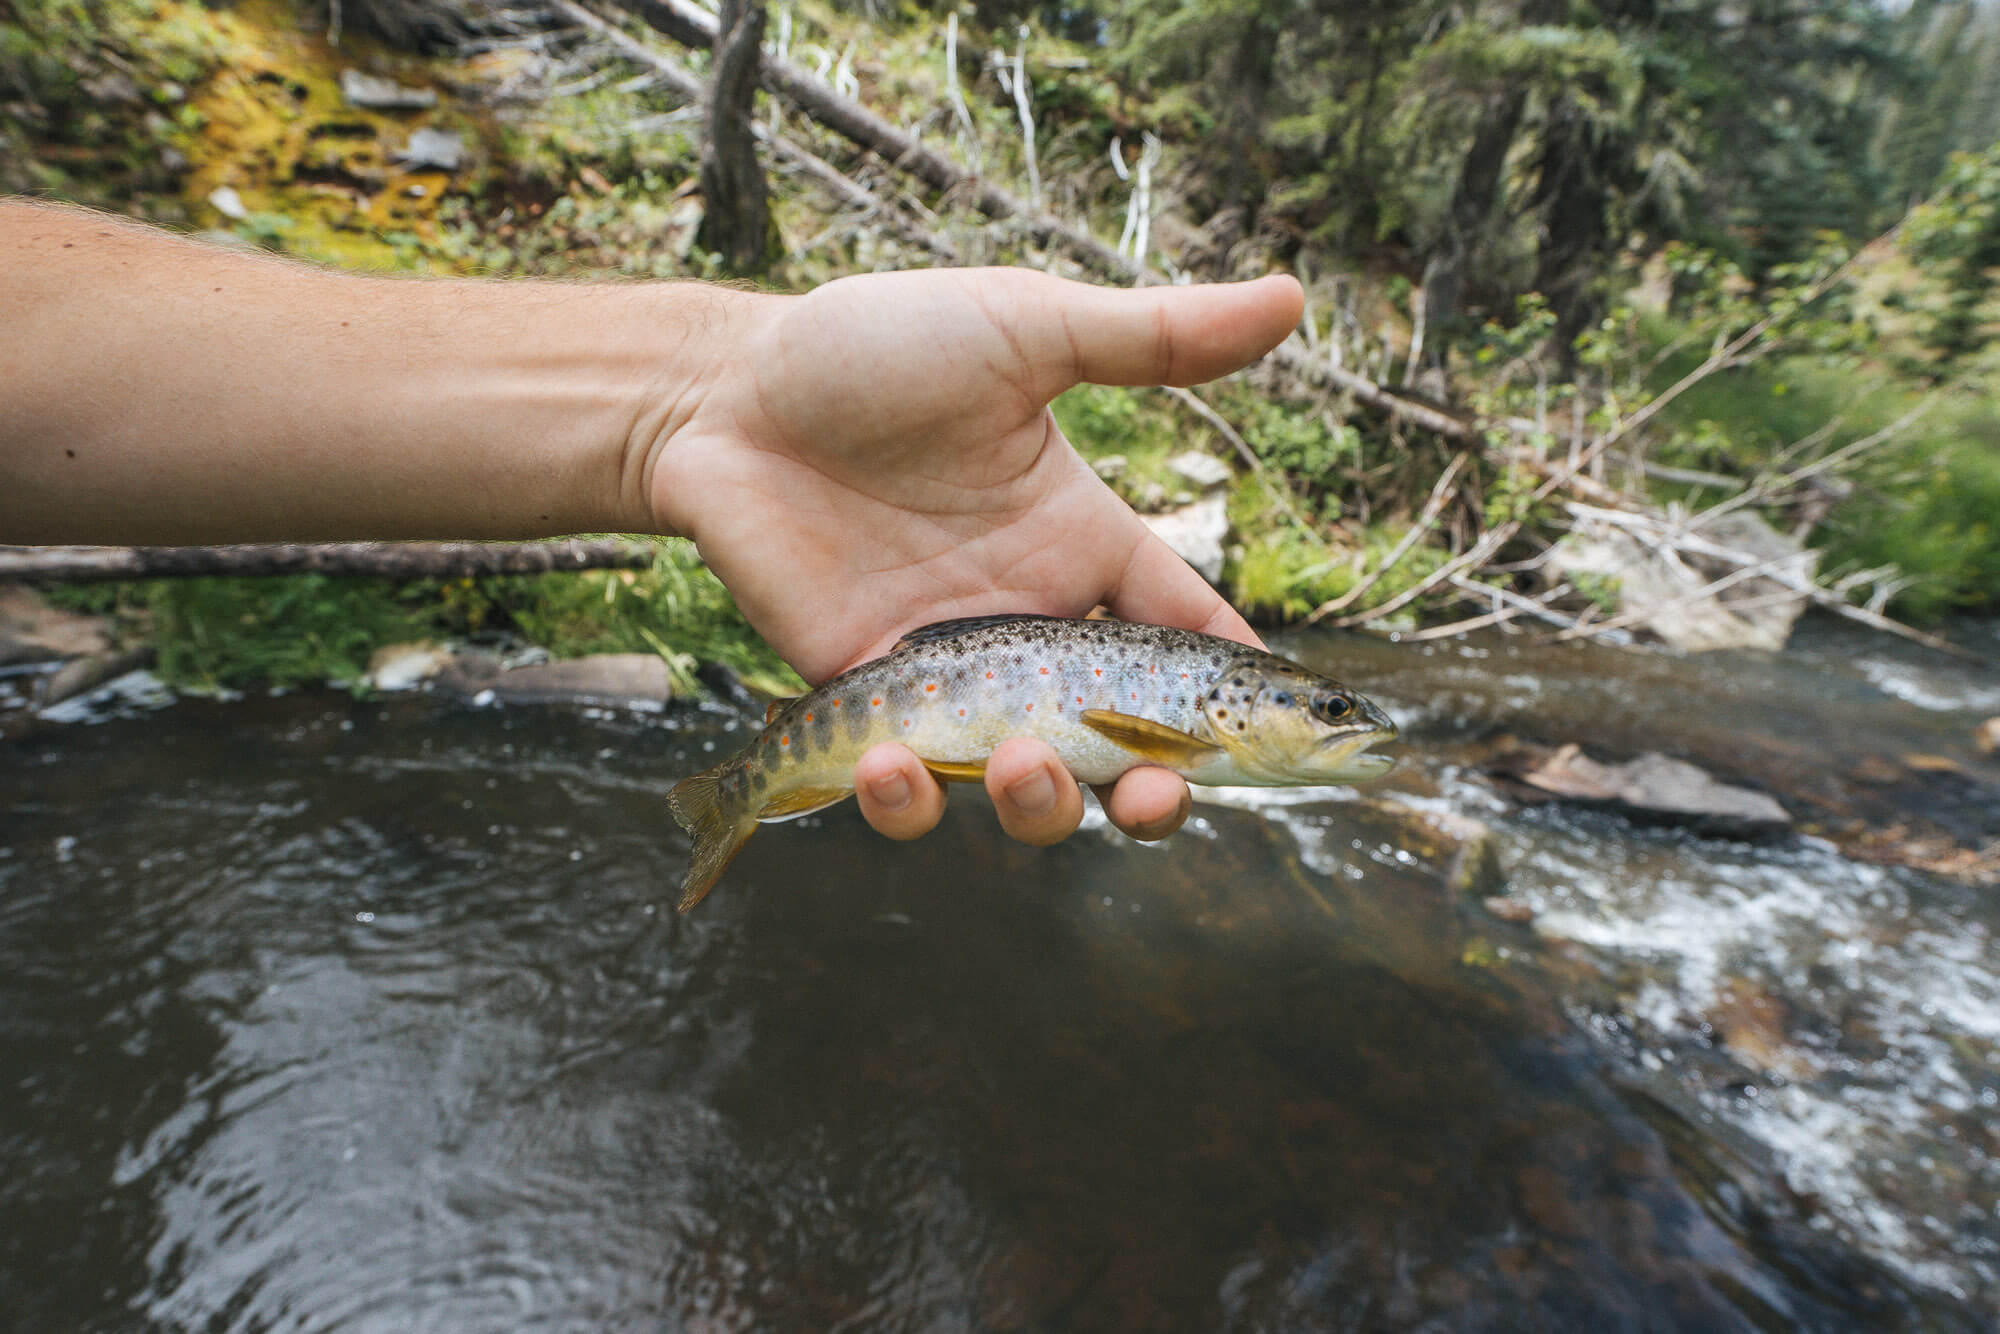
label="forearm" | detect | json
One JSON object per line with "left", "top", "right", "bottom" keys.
{"left": 0, "top": 200, "right": 737, "bottom": 544}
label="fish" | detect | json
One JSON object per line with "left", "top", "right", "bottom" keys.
{"left": 665, "top": 614, "right": 1398, "bottom": 910}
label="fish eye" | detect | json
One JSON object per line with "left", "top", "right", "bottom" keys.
{"left": 1312, "top": 692, "right": 1353, "bottom": 723}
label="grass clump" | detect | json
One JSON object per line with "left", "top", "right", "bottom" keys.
{"left": 42, "top": 540, "right": 801, "bottom": 699}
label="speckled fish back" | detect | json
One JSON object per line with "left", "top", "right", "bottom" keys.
{"left": 733, "top": 617, "right": 1266, "bottom": 798}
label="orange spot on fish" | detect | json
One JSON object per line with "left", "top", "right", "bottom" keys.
{"left": 985, "top": 670, "right": 995, "bottom": 680}
{"left": 1039, "top": 666, "right": 1050, "bottom": 675}
{"left": 1093, "top": 668, "right": 1103, "bottom": 677}
{"left": 902, "top": 718, "right": 912, "bottom": 729}
{"left": 1024, "top": 703, "right": 1034, "bottom": 712}
{"left": 1150, "top": 664, "right": 1158, "bottom": 674}
{"left": 1075, "top": 695, "right": 1083, "bottom": 704}
{"left": 780, "top": 735, "right": 791, "bottom": 747}
{"left": 871, "top": 697, "right": 883, "bottom": 708}
{"left": 925, "top": 683, "right": 937, "bottom": 693}
{"left": 831, "top": 699, "right": 843, "bottom": 708}
{"left": 804, "top": 712, "right": 814, "bottom": 722}
{"left": 958, "top": 708, "right": 967, "bottom": 717}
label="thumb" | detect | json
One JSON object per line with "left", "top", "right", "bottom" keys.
{"left": 1018, "top": 271, "right": 1304, "bottom": 397}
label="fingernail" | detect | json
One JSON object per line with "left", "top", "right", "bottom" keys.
{"left": 1005, "top": 767, "right": 1056, "bottom": 817}
{"left": 872, "top": 771, "right": 912, "bottom": 812}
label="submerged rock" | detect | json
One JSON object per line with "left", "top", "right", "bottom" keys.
{"left": 1973, "top": 717, "right": 1999, "bottom": 756}
{"left": 1491, "top": 742, "right": 1792, "bottom": 837}
{"left": 38, "top": 647, "right": 155, "bottom": 709}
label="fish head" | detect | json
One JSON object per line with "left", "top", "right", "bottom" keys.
{"left": 1199, "top": 655, "right": 1398, "bottom": 785}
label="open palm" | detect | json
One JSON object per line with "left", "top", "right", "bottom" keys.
{"left": 646, "top": 266, "right": 1303, "bottom": 844}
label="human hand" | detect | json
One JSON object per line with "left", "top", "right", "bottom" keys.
{"left": 642, "top": 267, "right": 1301, "bottom": 845}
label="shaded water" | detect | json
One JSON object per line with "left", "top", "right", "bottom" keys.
{"left": 1, "top": 619, "right": 1995, "bottom": 1331}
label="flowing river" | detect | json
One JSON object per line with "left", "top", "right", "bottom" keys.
{"left": 2, "top": 617, "right": 1995, "bottom": 1330}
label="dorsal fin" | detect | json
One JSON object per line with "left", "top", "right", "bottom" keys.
{"left": 764, "top": 696, "right": 799, "bottom": 725}
{"left": 891, "top": 613, "right": 1064, "bottom": 653}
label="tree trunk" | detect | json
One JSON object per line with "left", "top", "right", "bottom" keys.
{"left": 0, "top": 540, "right": 656, "bottom": 583}
{"left": 696, "top": 0, "right": 773, "bottom": 275}
{"left": 1530, "top": 95, "right": 1614, "bottom": 373}
{"left": 1421, "top": 89, "right": 1527, "bottom": 381}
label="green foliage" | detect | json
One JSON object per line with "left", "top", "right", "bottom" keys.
{"left": 41, "top": 542, "right": 798, "bottom": 698}
{"left": 1902, "top": 144, "right": 2000, "bottom": 363}
{"left": 139, "top": 575, "right": 432, "bottom": 693}
{"left": 493, "top": 542, "right": 800, "bottom": 697}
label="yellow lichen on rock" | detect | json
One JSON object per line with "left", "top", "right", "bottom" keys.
{"left": 178, "top": 0, "right": 479, "bottom": 271}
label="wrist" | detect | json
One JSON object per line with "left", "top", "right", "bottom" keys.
{"left": 627, "top": 282, "right": 776, "bottom": 541}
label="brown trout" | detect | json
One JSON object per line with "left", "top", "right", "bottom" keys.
{"left": 666, "top": 614, "right": 1398, "bottom": 909}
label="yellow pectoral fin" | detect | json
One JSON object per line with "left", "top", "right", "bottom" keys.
{"left": 922, "top": 759, "right": 988, "bottom": 784}
{"left": 1079, "top": 710, "right": 1224, "bottom": 770}
{"left": 756, "top": 785, "right": 853, "bottom": 823}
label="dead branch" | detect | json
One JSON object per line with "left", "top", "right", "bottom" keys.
{"left": 610, "top": 0, "right": 1135, "bottom": 279}
{"left": 1156, "top": 387, "right": 1322, "bottom": 543}
{"left": 1396, "top": 581, "right": 1572, "bottom": 642}
{"left": 1528, "top": 221, "right": 1908, "bottom": 506}
{"left": 1303, "top": 452, "right": 1469, "bottom": 623}
{"left": 0, "top": 541, "right": 655, "bottom": 584}
{"left": 555, "top": 0, "right": 958, "bottom": 260}
{"left": 1326, "top": 521, "right": 1521, "bottom": 629}
{"left": 1561, "top": 503, "right": 1971, "bottom": 658}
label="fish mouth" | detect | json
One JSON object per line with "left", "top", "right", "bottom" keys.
{"left": 1311, "top": 727, "right": 1398, "bottom": 782}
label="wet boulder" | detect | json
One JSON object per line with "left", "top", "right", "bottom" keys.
{"left": 1977, "top": 717, "right": 2000, "bottom": 757}
{"left": 1490, "top": 742, "right": 1792, "bottom": 838}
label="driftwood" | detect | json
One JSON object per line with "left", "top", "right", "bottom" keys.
{"left": 0, "top": 540, "right": 656, "bottom": 584}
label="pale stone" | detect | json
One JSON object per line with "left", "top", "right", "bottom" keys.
{"left": 206, "top": 185, "right": 248, "bottom": 220}
{"left": 1168, "top": 450, "right": 1234, "bottom": 490}
{"left": 340, "top": 69, "right": 437, "bottom": 110}
{"left": 366, "top": 641, "right": 456, "bottom": 692}
{"left": 1141, "top": 493, "right": 1229, "bottom": 584}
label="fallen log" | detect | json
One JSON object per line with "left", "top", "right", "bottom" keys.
{"left": 611, "top": 0, "right": 1131, "bottom": 276}
{"left": 0, "top": 540, "right": 656, "bottom": 584}
{"left": 555, "top": 0, "right": 959, "bottom": 260}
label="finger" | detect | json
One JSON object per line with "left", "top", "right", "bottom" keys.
{"left": 1092, "top": 766, "right": 1193, "bottom": 842}
{"left": 985, "top": 737, "right": 1086, "bottom": 847}
{"left": 854, "top": 742, "right": 947, "bottom": 841}
{"left": 1104, "top": 522, "right": 1266, "bottom": 649}
{"left": 1023, "top": 272, "right": 1304, "bottom": 397}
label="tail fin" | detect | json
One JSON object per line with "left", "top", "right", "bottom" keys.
{"left": 666, "top": 768, "right": 758, "bottom": 912}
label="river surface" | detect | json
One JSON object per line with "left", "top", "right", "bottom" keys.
{"left": 2, "top": 618, "right": 1996, "bottom": 1331}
